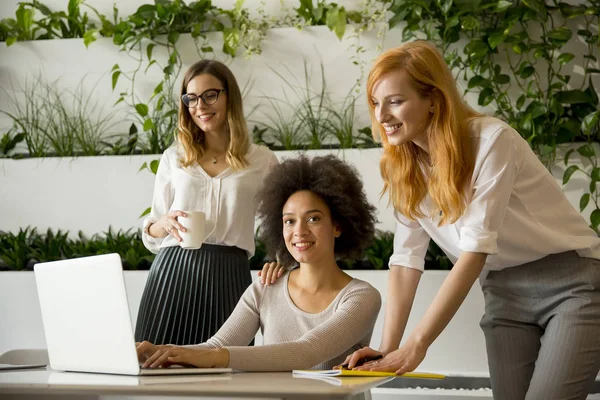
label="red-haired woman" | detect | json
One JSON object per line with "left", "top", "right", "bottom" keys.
{"left": 344, "top": 40, "right": 600, "bottom": 400}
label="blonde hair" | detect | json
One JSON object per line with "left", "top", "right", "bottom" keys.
{"left": 367, "top": 40, "right": 481, "bottom": 225}
{"left": 177, "top": 60, "right": 249, "bottom": 170}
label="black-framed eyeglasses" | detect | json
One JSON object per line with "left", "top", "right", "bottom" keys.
{"left": 182, "top": 89, "right": 226, "bottom": 108}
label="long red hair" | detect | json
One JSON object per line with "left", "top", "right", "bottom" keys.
{"left": 367, "top": 41, "right": 481, "bottom": 224}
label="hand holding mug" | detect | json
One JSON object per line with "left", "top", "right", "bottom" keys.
{"left": 156, "top": 210, "right": 187, "bottom": 241}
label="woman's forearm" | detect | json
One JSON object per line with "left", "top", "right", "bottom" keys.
{"left": 410, "top": 252, "right": 486, "bottom": 348}
{"left": 379, "top": 266, "right": 422, "bottom": 353}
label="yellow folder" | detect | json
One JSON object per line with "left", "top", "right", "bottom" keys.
{"left": 292, "top": 369, "right": 445, "bottom": 379}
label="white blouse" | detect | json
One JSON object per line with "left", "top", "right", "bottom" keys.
{"left": 142, "top": 144, "right": 279, "bottom": 256}
{"left": 390, "top": 116, "right": 600, "bottom": 273}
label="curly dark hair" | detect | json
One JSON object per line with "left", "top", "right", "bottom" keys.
{"left": 256, "top": 154, "right": 378, "bottom": 267}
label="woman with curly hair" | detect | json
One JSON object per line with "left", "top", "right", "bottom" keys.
{"left": 136, "top": 155, "right": 382, "bottom": 371}
{"left": 344, "top": 40, "right": 600, "bottom": 400}
{"left": 136, "top": 60, "right": 279, "bottom": 346}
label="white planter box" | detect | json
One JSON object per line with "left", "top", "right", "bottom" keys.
{"left": 0, "top": 269, "right": 489, "bottom": 375}
{"left": 0, "top": 148, "right": 397, "bottom": 236}
{"left": 0, "top": 145, "right": 594, "bottom": 238}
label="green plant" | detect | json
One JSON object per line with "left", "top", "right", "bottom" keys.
{"left": 325, "top": 92, "right": 357, "bottom": 148}
{"left": 365, "top": 230, "right": 394, "bottom": 270}
{"left": 0, "top": 127, "right": 26, "bottom": 158}
{"left": 425, "top": 240, "right": 453, "bottom": 270}
{"left": 385, "top": 0, "right": 600, "bottom": 230}
{"left": 0, "top": 75, "right": 120, "bottom": 157}
{"left": 0, "top": 227, "right": 36, "bottom": 270}
{"left": 295, "top": 0, "right": 364, "bottom": 40}
{"left": 1, "top": 0, "right": 112, "bottom": 46}
{"left": 253, "top": 93, "right": 307, "bottom": 150}
{"left": 30, "top": 228, "right": 70, "bottom": 263}
{"left": 0, "top": 227, "right": 156, "bottom": 270}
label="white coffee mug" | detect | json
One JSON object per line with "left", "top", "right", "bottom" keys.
{"left": 177, "top": 211, "right": 216, "bottom": 250}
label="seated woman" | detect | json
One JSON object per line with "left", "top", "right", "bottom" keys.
{"left": 137, "top": 154, "right": 381, "bottom": 371}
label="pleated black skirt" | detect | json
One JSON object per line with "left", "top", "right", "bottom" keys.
{"left": 134, "top": 244, "right": 251, "bottom": 345}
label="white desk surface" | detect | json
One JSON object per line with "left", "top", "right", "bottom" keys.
{"left": 0, "top": 368, "right": 393, "bottom": 399}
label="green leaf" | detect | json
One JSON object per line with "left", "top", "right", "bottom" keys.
{"left": 512, "top": 42, "right": 526, "bottom": 54}
{"left": 557, "top": 53, "right": 575, "bottom": 65}
{"left": 465, "top": 39, "right": 488, "bottom": 59}
{"left": 495, "top": 74, "right": 510, "bottom": 85}
{"left": 6, "top": 37, "right": 17, "bottom": 46}
{"left": 526, "top": 102, "right": 546, "bottom": 119}
{"left": 547, "top": 27, "right": 572, "bottom": 42}
{"left": 577, "top": 144, "right": 595, "bottom": 158}
{"left": 111, "top": 70, "right": 120, "bottom": 90}
{"left": 167, "top": 31, "right": 179, "bottom": 45}
{"left": 591, "top": 209, "right": 600, "bottom": 230}
{"left": 222, "top": 27, "right": 239, "bottom": 57}
{"left": 83, "top": 29, "right": 97, "bottom": 48}
{"left": 580, "top": 193, "right": 590, "bottom": 211}
{"left": 152, "top": 81, "right": 164, "bottom": 98}
{"left": 326, "top": 6, "right": 339, "bottom": 30}
{"left": 516, "top": 94, "right": 526, "bottom": 110}
{"left": 487, "top": 32, "right": 505, "bottom": 49}
{"left": 146, "top": 43, "right": 155, "bottom": 61}
{"left": 440, "top": 0, "right": 453, "bottom": 15}
{"left": 563, "top": 165, "right": 579, "bottom": 184}
{"left": 138, "top": 162, "right": 148, "bottom": 172}
{"left": 496, "top": 0, "right": 512, "bottom": 12}
{"left": 478, "top": 87, "right": 494, "bottom": 106}
{"left": 522, "top": 0, "right": 547, "bottom": 20}
{"left": 582, "top": 111, "right": 600, "bottom": 136}
{"left": 555, "top": 90, "right": 593, "bottom": 104}
{"left": 135, "top": 103, "right": 149, "bottom": 117}
{"left": 149, "top": 159, "right": 160, "bottom": 174}
{"left": 468, "top": 76, "right": 489, "bottom": 88}
{"left": 143, "top": 118, "right": 154, "bottom": 131}
{"left": 334, "top": 8, "right": 347, "bottom": 40}
{"left": 593, "top": 168, "right": 600, "bottom": 182}
{"left": 461, "top": 16, "right": 479, "bottom": 30}
{"left": 139, "top": 207, "right": 151, "bottom": 218}
{"left": 564, "top": 148, "right": 574, "bottom": 165}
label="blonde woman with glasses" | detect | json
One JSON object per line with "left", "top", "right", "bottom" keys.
{"left": 136, "top": 60, "right": 280, "bottom": 346}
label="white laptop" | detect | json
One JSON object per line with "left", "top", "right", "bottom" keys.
{"left": 34, "top": 253, "right": 232, "bottom": 376}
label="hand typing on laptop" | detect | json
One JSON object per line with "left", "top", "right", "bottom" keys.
{"left": 136, "top": 341, "right": 230, "bottom": 369}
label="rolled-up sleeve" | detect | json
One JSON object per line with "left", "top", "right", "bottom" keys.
{"left": 388, "top": 211, "right": 430, "bottom": 272}
{"left": 459, "top": 126, "right": 518, "bottom": 255}
{"left": 142, "top": 151, "right": 174, "bottom": 253}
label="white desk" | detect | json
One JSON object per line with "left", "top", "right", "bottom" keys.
{"left": 0, "top": 368, "right": 393, "bottom": 400}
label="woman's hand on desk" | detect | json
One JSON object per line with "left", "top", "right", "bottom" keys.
{"left": 353, "top": 336, "right": 427, "bottom": 375}
{"left": 341, "top": 347, "right": 383, "bottom": 369}
{"left": 136, "top": 341, "right": 229, "bottom": 369}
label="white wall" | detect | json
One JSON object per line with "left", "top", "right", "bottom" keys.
{"left": 0, "top": 146, "right": 594, "bottom": 237}
{"left": 0, "top": 148, "right": 395, "bottom": 236}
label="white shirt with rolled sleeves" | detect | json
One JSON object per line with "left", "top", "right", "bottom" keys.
{"left": 142, "top": 144, "right": 279, "bottom": 257}
{"left": 389, "top": 116, "right": 600, "bottom": 273}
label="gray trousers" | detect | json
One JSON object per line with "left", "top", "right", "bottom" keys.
{"left": 480, "top": 251, "right": 600, "bottom": 400}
